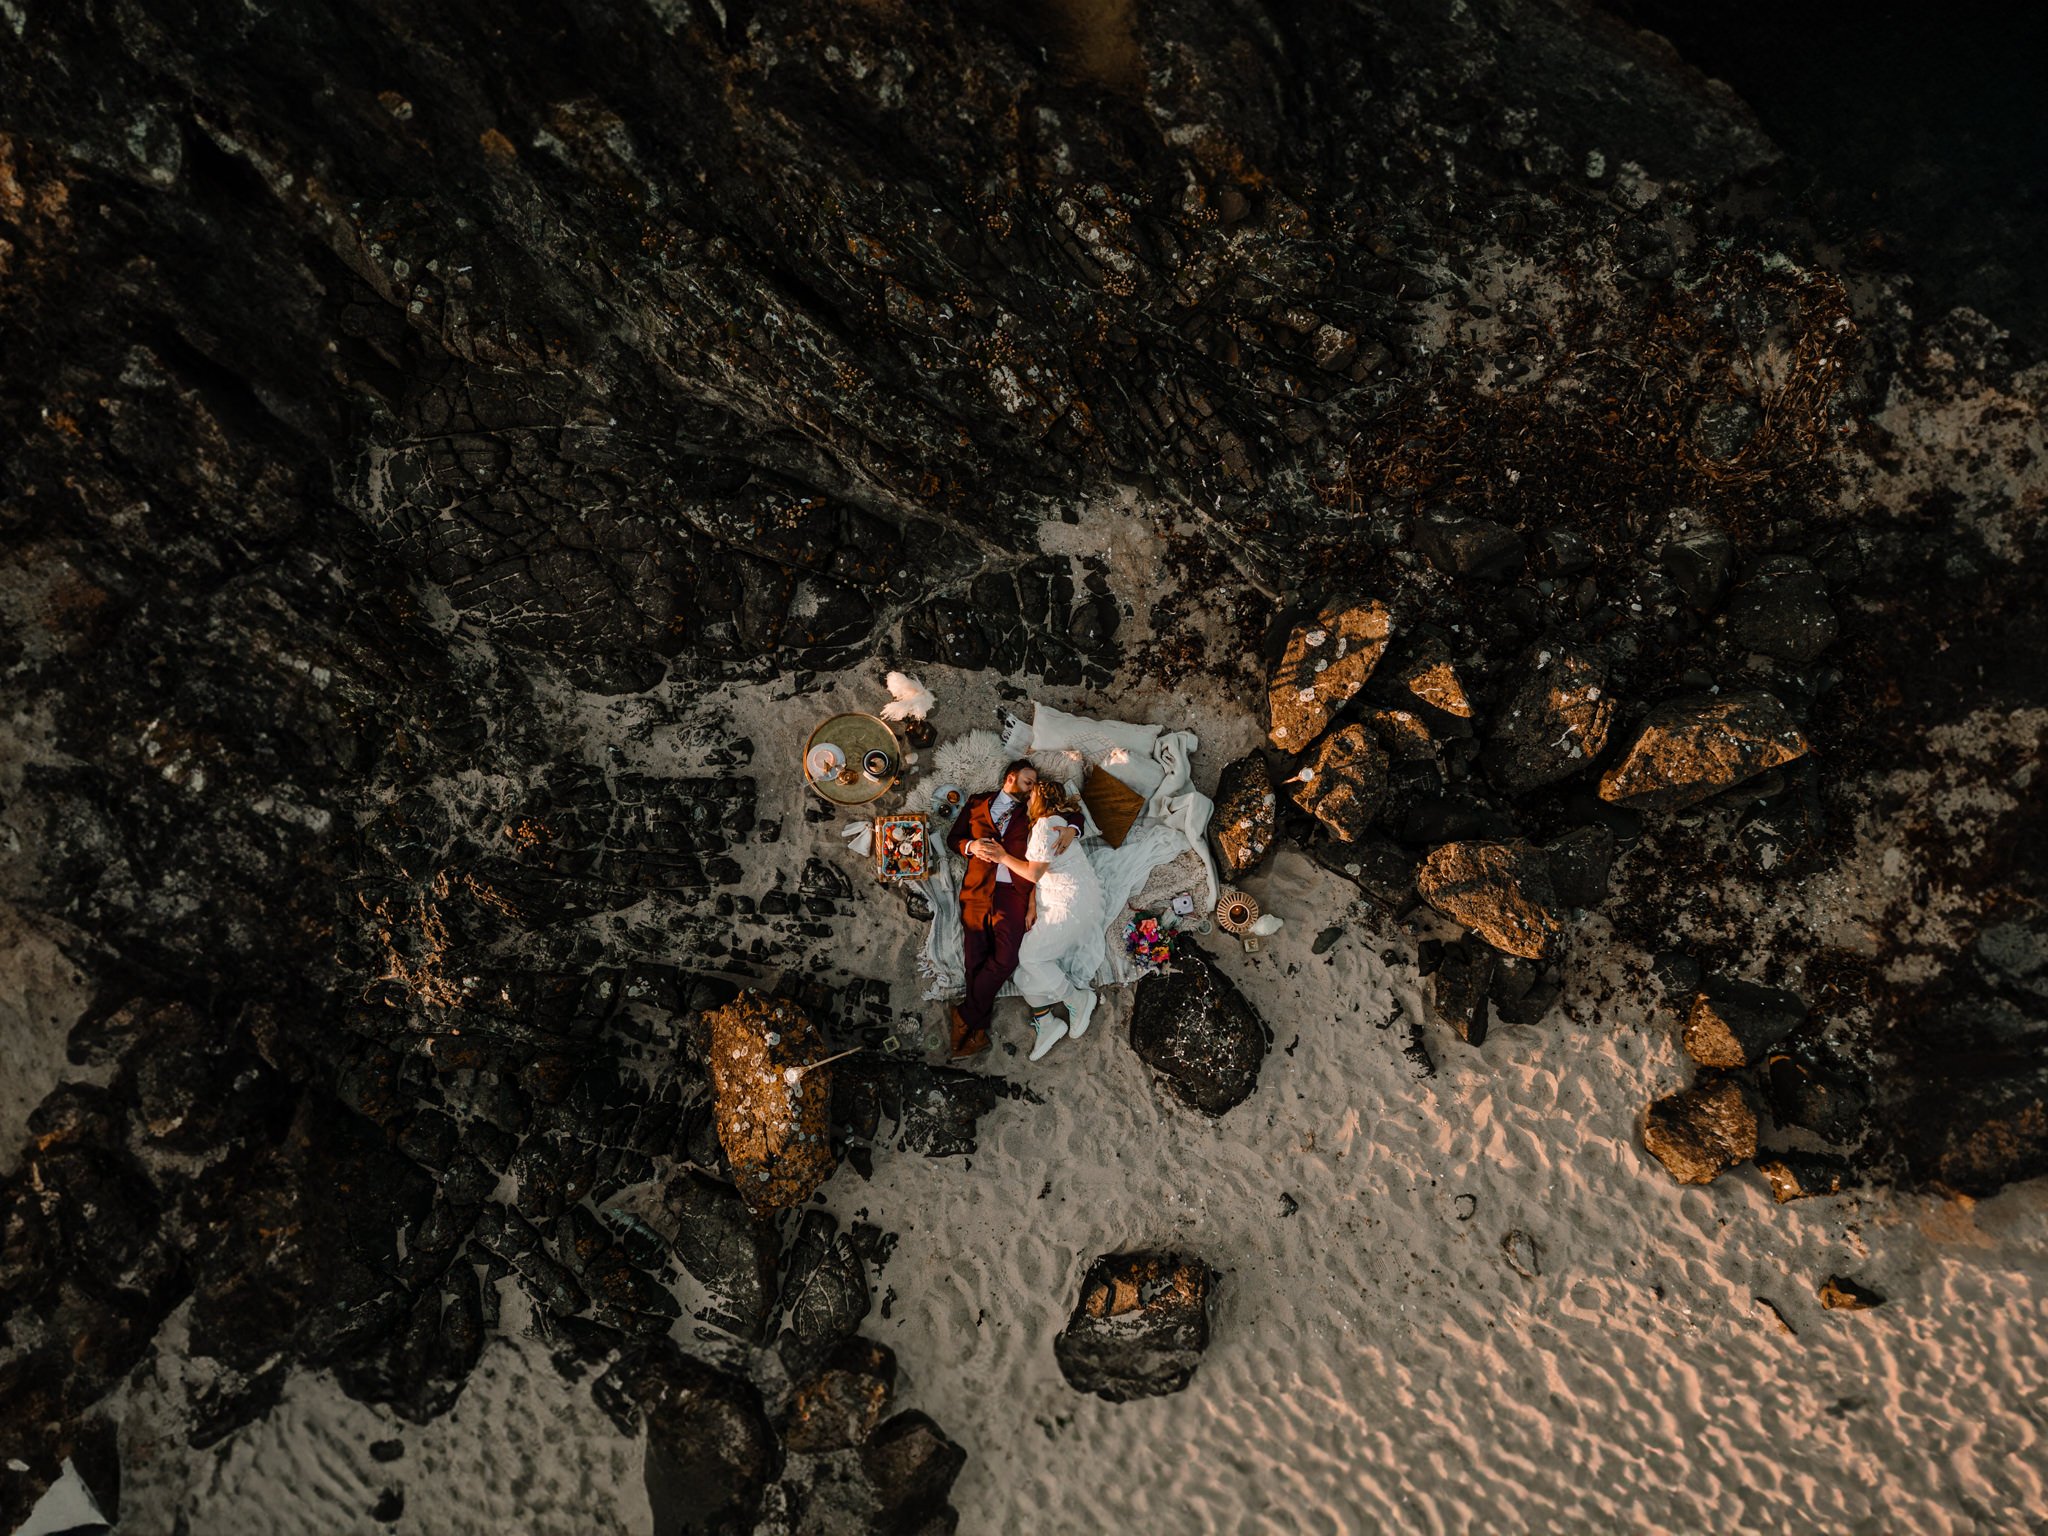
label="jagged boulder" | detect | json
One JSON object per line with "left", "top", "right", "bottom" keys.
{"left": 607, "top": 1346, "right": 780, "bottom": 1536}
{"left": 1483, "top": 645, "right": 1615, "bottom": 795}
{"left": 860, "top": 1411, "right": 967, "bottom": 1531}
{"left": 1290, "top": 724, "right": 1390, "bottom": 843}
{"left": 663, "top": 1172, "right": 780, "bottom": 1341}
{"left": 1541, "top": 824, "right": 1616, "bottom": 910}
{"left": 1755, "top": 1152, "right": 1848, "bottom": 1203}
{"left": 1411, "top": 512, "right": 1526, "bottom": 580}
{"left": 1727, "top": 555, "right": 1838, "bottom": 661}
{"left": 1417, "top": 842, "right": 1562, "bottom": 960}
{"left": 775, "top": 1211, "right": 872, "bottom": 1384}
{"left": 1210, "top": 753, "right": 1279, "bottom": 878}
{"left": 704, "top": 991, "right": 838, "bottom": 1213}
{"left": 1127, "top": 944, "right": 1268, "bottom": 1115}
{"left": 1681, "top": 976, "right": 1808, "bottom": 1068}
{"left": 1053, "top": 1252, "right": 1219, "bottom": 1403}
{"left": 1660, "top": 526, "right": 1737, "bottom": 610}
{"left": 1427, "top": 937, "right": 1496, "bottom": 1044}
{"left": 1598, "top": 692, "right": 1808, "bottom": 812}
{"left": 1267, "top": 599, "right": 1392, "bottom": 752}
{"left": 784, "top": 1337, "right": 897, "bottom": 1454}
{"left": 1642, "top": 1078, "right": 1758, "bottom": 1184}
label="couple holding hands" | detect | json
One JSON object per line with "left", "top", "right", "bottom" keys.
{"left": 944, "top": 758, "right": 1107, "bottom": 1062}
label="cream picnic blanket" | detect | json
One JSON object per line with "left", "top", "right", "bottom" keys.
{"left": 917, "top": 706, "right": 1219, "bottom": 1002}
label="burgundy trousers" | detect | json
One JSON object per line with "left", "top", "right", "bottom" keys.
{"left": 959, "top": 880, "right": 1032, "bottom": 1033}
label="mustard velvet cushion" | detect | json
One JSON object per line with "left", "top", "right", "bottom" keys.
{"left": 1081, "top": 763, "right": 1146, "bottom": 848}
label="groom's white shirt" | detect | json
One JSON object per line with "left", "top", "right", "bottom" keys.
{"left": 989, "top": 790, "right": 1018, "bottom": 883}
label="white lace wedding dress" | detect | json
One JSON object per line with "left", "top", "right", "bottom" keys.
{"left": 1010, "top": 814, "right": 1108, "bottom": 1039}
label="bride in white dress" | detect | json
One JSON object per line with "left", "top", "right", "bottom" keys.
{"left": 969, "top": 780, "right": 1107, "bottom": 1060}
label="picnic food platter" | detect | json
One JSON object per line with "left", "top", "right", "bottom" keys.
{"left": 875, "top": 813, "right": 930, "bottom": 882}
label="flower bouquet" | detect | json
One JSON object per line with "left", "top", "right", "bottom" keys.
{"left": 1123, "top": 911, "right": 1176, "bottom": 973}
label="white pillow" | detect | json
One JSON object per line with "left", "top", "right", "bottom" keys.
{"left": 1028, "top": 703, "right": 1165, "bottom": 799}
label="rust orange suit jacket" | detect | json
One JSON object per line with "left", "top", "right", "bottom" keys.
{"left": 947, "top": 790, "right": 1035, "bottom": 925}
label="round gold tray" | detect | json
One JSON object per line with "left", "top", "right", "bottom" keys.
{"left": 803, "top": 712, "right": 901, "bottom": 806}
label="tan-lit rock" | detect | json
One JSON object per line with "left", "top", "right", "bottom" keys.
{"left": 1483, "top": 646, "right": 1614, "bottom": 794}
{"left": 705, "top": 991, "right": 838, "bottom": 1214}
{"left": 1416, "top": 841, "right": 1560, "bottom": 960}
{"left": 1681, "top": 976, "right": 1807, "bottom": 1068}
{"left": 1642, "top": 1078, "right": 1758, "bottom": 1184}
{"left": 1267, "top": 599, "right": 1392, "bottom": 752}
{"left": 1290, "top": 724, "right": 1389, "bottom": 842}
{"left": 1599, "top": 692, "right": 1807, "bottom": 812}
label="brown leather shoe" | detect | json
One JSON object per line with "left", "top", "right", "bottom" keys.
{"left": 947, "top": 1005, "right": 971, "bottom": 1053}
{"left": 950, "top": 1028, "right": 991, "bottom": 1060}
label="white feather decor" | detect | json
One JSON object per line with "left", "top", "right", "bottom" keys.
{"left": 930, "top": 729, "right": 1012, "bottom": 796}
{"left": 878, "top": 670, "right": 934, "bottom": 722}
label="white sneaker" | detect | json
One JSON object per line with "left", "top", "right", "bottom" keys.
{"left": 1065, "top": 992, "right": 1095, "bottom": 1040}
{"left": 1028, "top": 1013, "right": 1069, "bottom": 1061}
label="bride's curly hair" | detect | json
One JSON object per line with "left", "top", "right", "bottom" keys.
{"left": 1026, "top": 778, "right": 1079, "bottom": 823}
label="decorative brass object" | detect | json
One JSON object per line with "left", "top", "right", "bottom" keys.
{"left": 1216, "top": 888, "right": 1260, "bottom": 935}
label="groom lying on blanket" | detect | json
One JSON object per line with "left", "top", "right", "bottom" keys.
{"left": 943, "top": 758, "right": 1038, "bottom": 1058}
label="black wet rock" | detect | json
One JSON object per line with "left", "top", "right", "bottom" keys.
{"left": 1540, "top": 824, "right": 1616, "bottom": 910}
{"left": 1682, "top": 976, "right": 1808, "bottom": 1069}
{"left": 1306, "top": 836, "right": 1419, "bottom": 915}
{"left": 1053, "top": 1252, "right": 1219, "bottom": 1403}
{"left": 1766, "top": 1054, "right": 1871, "bottom": 1146}
{"left": 778, "top": 1211, "right": 871, "bottom": 1380}
{"left": 1411, "top": 512, "right": 1526, "bottom": 580}
{"left": 1481, "top": 645, "right": 1615, "bottom": 795}
{"left": 1290, "top": 724, "right": 1390, "bottom": 843}
{"left": 860, "top": 1411, "right": 967, "bottom": 1532}
{"left": 665, "top": 1171, "right": 780, "bottom": 1341}
{"left": 1128, "top": 943, "right": 1268, "bottom": 1115}
{"left": 783, "top": 1337, "right": 897, "bottom": 1454}
{"left": 1210, "top": 752, "right": 1279, "bottom": 878}
{"left": 1660, "top": 527, "right": 1738, "bottom": 611}
{"left": 603, "top": 1344, "right": 781, "bottom": 1536}
{"left": 1488, "top": 953, "right": 1563, "bottom": 1028}
{"left": 1727, "top": 555, "right": 1838, "bottom": 662}
{"left": 1428, "top": 938, "right": 1497, "bottom": 1046}
{"left": 1890, "top": 1059, "right": 2048, "bottom": 1194}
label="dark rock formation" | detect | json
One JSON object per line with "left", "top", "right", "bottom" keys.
{"left": 664, "top": 1172, "right": 781, "bottom": 1341}
{"left": 1483, "top": 646, "right": 1615, "bottom": 795}
{"left": 860, "top": 1412, "right": 967, "bottom": 1532}
{"left": 778, "top": 1211, "right": 873, "bottom": 1381}
{"left": 1411, "top": 513, "right": 1527, "bottom": 581}
{"left": 1267, "top": 600, "right": 1392, "bottom": 754}
{"left": 1755, "top": 1152, "right": 1848, "bottom": 1203}
{"left": 1681, "top": 976, "right": 1808, "bottom": 1069}
{"left": 1291, "top": 724, "right": 1391, "bottom": 844}
{"left": 0, "top": 0, "right": 2043, "bottom": 1505}
{"left": 1726, "top": 556, "right": 1838, "bottom": 662}
{"left": 1053, "top": 1252, "right": 1219, "bottom": 1403}
{"left": 1210, "top": 753, "right": 1280, "bottom": 878}
{"left": 1818, "top": 1275, "right": 1886, "bottom": 1311}
{"left": 1598, "top": 693, "right": 1809, "bottom": 812}
{"left": 1643, "top": 1079, "right": 1759, "bottom": 1185}
{"left": 783, "top": 1337, "right": 897, "bottom": 1455}
{"left": 1416, "top": 842, "right": 1562, "bottom": 961}
{"left": 1427, "top": 938, "right": 1498, "bottom": 1046}
{"left": 604, "top": 1345, "right": 781, "bottom": 1536}
{"left": 1128, "top": 944, "right": 1268, "bottom": 1116}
